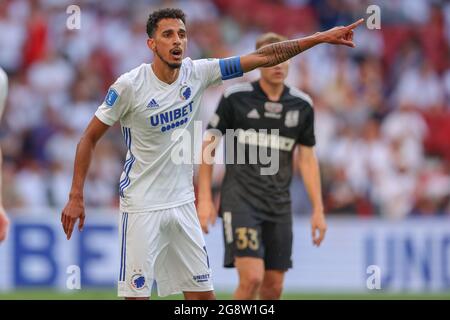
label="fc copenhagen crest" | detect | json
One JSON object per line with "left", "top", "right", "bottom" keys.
{"left": 130, "top": 273, "right": 146, "bottom": 290}
{"left": 180, "top": 85, "right": 191, "bottom": 100}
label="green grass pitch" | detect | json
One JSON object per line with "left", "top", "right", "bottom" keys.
{"left": 0, "top": 290, "right": 448, "bottom": 300}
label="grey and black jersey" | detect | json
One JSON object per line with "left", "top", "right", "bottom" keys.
{"left": 207, "top": 81, "right": 315, "bottom": 222}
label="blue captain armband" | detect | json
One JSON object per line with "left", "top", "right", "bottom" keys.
{"left": 219, "top": 56, "right": 244, "bottom": 80}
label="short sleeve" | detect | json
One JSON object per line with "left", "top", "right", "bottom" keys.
{"left": 297, "top": 106, "right": 316, "bottom": 146}
{"left": 194, "top": 58, "right": 223, "bottom": 89}
{"left": 0, "top": 68, "right": 8, "bottom": 119}
{"left": 94, "top": 76, "right": 133, "bottom": 126}
{"left": 206, "top": 95, "right": 234, "bottom": 135}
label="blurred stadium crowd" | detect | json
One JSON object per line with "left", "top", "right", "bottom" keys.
{"left": 0, "top": 0, "right": 449, "bottom": 219}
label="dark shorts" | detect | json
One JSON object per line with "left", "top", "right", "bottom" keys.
{"left": 221, "top": 209, "right": 293, "bottom": 270}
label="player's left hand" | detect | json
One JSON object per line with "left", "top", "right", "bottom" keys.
{"left": 61, "top": 195, "right": 85, "bottom": 240}
{"left": 311, "top": 212, "right": 327, "bottom": 247}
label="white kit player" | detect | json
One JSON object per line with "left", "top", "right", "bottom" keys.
{"left": 60, "top": 8, "right": 363, "bottom": 299}
{"left": 0, "top": 67, "right": 8, "bottom": 243}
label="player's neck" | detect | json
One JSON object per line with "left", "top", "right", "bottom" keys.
{"left": 258, "top": 79, "right": 284, "bottom": 102}
{"left": 151, "top": 60, "right": 180, "bottom": 85}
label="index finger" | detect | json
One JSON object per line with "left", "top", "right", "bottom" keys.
{"left": 316, "top": 228, "right": 326, "bottom": 246}
{"left": 62, "top": 214, "right": 68, "bottom": 235}
{"left": 66, "top": 217, "right": 76, "bottom": 240}
{"left": 199, "top": 218, "right": 209, "bottom": 234}
{"left": 346, "top": 18, "right": 364, "bottom": 30}
{"left": 311, "top": 226, "right": 317, "bottom": 242}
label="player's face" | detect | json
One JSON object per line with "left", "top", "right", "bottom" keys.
{"left": 147, "top": 18, "right": 187, "bottom": 69}
{"left": 260, "top": 60, "right": 289, "bottom": 85}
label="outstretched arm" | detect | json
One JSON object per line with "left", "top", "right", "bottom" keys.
{"left": 240, "top": 19, "right": 364, "bottom": 73}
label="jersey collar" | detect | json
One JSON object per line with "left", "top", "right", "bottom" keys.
{"left": 149, "top": 63, "right": 183, "bottom": 88}
{"left": 253, "top": 80, "right": 289, "bottom": 102}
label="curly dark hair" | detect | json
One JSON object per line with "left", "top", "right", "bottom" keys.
{"left": 146, "top": 8, "right": 186, "bottom": 38}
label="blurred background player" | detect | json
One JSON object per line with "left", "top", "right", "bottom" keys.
{"left": 59, "top": 7, "right": 361, "bottom": 300}
{"left": 0, "top": 67, "right": 8, "bottom": 243}
{"left": 197, "top": 33, "right": 326, "bottom": 299}
{"left": 0, "top": 0, "right": 449, "bottom": 300}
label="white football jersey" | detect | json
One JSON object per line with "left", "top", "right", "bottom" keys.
{"left": 0, "top": 67, "right": 7, "bottom": 119}
{"left": 95, "top": 57, "right": 237, "bottom": 213}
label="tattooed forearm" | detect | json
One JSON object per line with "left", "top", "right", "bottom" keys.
{"left": 240, "top": 33, "right": 322, "bottom": 73}
{"left": 255, "top": 40, "right": 302, "bottom": 67}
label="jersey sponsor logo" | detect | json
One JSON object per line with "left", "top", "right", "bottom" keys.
{"left": 147, "top": 98, "right": 159, "bottom": 108}
{"left": 285, "top": 110, "right": 299, "bottom": 127}
{"left": 180, "top": 85, "right": 191, "bottom": 100}
{"left": 149, "top": 101, "right": 194, "bottom": 132}
{"left": 237, "top": 129, "right": 296, "bottom": 152}
{"left": 192, "top": 273, "right": 210, "bottom": 283}
{"left": 104, "top": 88, "right": 119, "bottom": 107}
{"left": 130, "top": 273, "right": 146, "bottom": 290}
{"left": 247, "top": 108, "right": 260, "bottom": 119}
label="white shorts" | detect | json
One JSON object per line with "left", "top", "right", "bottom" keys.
{"left": 117, "top": 202, "right": 213, "bottom": 297}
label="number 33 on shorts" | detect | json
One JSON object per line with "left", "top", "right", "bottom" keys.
{"left": 235, "top": 227, "right": 259, "bottom": 250}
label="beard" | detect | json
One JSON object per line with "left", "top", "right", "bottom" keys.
{"left": 154, "top": 47, "right": 182, "bottom": 69}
